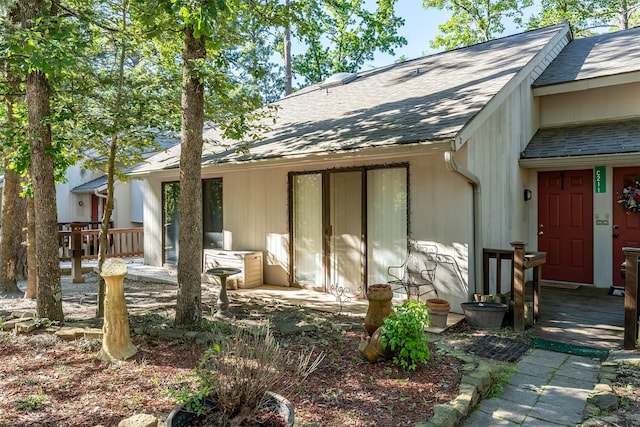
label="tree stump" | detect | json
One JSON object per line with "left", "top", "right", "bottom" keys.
{"left": 96, "top": 258, "right": 137, "bottom": 362}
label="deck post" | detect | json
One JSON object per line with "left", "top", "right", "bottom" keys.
{"left": 511, "top": 241, "right": 527, "bottom": 332}
{"left": 70, "top": 222, "right": 87, "bottom": 283}
{"left": 623, "top": 248, "right": 640, "bottom": 350}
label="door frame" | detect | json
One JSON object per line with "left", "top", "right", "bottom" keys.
{"left": 612, "top": 167, "right": 640, "bottom": 287}
{"left": 288, "top": 163, "right": 409, "bottom": 294}
{"left": 537, "top": 169, "right": 594, "bottom": 284}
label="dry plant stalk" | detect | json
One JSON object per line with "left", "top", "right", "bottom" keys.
{"left": 196, "top": 326, "right": 324, "bottom": 426}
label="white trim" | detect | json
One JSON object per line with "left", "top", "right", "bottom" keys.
{"left": 533, "top": 71, "right": 640, "bottom": 96}
{"left": 520, "top": 152, "right": 640, "bottom": 169}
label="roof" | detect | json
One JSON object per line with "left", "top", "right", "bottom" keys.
{"left": 131, "top": 24, "right": 569, "bottom": 174}
{"left": 72, "top": 175, "right": 107, "bottom": 194}
{"left": 533, "top": 26, "right": 640, "bottom": 87}
{"left": 522, "top": 119, "right": 640, "bottom": 160}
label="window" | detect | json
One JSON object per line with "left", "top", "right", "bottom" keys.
{"left": 162, "top": 178, "right": 223, "bottom": 265}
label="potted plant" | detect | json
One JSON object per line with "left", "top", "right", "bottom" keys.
{"left": 359, "top": 300, "right": 431, "bottom": 371}
{"left": 167, "top": 327, "right": 324, "bottom": 427}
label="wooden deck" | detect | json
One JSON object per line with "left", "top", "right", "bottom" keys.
{"left": 530, "top": 284, "right": 625, "bottom": 351}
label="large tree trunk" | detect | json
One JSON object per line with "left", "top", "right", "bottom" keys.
{"left": 0, "top": 165, "right": 23, "bottom": 294}
{"left": 24, "top": 195, "right": 37, "bottom": 299}
{"left": 174, "top": 26, "right": 205, "bottom": 328}
{"left": 0, "top": 6, "right": 24, "bottom": 295}
{"left": 22, "top": 0, "right": 64, "bottom": 321}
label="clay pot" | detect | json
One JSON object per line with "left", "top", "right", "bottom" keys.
{"left": 426, "top": 298, "right": 450, "bottom": 329}
{"left": 364, "top": 284, "right": 393, "bottom": 336}
{"left": 358, "top": 327, "right": 394, "bottom": 363}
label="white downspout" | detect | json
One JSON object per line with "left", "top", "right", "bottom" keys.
{"left": 94, "top": 188, "right": 113, "bottom": 225}
{"left": 444, "top": 151, "right": 482, "bottom": 296}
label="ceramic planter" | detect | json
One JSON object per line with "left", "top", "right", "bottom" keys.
{"left": 461, "top": 302, "right": 508, "bottom": 330}
{"left": 165, "top": 391, "right": 294, "bottom": 427}
{"left": 425, "top": 298, "right": 450, "bottom": 329}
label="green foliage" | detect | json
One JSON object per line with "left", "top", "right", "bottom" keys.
{"left": 526, "top": 0, "right": 640, "bottom": 36}
{"left": 288, "top": 0, "right": 406, "bottom": 86}
{"left": 15, "top": 388, "right": 48, "bottom": 411}
{"left": 423, "top": 0, "right": 533, "bottom": 50}
{"left": 487, "top": 364, "right": 516, "bottom": 398}
{"left": 380, "top": 300, "right": 431, "bottom": 371}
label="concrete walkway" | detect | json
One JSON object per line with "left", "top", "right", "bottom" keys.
{"left": 462, "top": 349, "right": 601, "bottom": 426}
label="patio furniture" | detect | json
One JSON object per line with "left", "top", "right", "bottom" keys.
{"left": 387, "top": 242, "right": 438, "bottom": 300}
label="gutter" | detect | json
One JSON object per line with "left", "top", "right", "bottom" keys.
{"left": 444, "top": 151, "right": 482, "bottom": 295}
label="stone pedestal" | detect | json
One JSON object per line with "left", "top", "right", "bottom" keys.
{"left": 96, "top": 258, "right": 137, "bottom": 362}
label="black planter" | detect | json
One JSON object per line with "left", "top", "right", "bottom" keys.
{"left": 166, "top": 391, "right": 295, "bottom": 427}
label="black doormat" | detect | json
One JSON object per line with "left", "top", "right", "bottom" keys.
{"left": 462, "top": 335, "right": 530, "bottom": 363}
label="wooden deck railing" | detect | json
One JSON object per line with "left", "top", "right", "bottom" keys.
{"left": 483, "top": 243, "right": 546, "bottom": 331}
{"left": 59, "top": 227, "right": 143, "bottom": 260}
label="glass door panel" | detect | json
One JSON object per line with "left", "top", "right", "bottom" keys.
{"left": 162, "top": 182, "right": 180, "bottom": 266}
{"left": 329, "top": 171, "right": 364, "bottom": 296}
{"left": 292, "top": 174, "right": 323, "bottom": 288}
{"left": 367, "top": 168, "right": 408, "bottom": 286}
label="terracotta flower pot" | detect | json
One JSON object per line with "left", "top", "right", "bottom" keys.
{"left": 426, "top": 298, "right": 450, "bottom": 329}
{"left": 364, "top": 284, "right": 393, "bottom": 336}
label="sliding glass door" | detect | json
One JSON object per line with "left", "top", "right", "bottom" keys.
{"left": 291, "top": 165, "right": 407, "bottom": 295}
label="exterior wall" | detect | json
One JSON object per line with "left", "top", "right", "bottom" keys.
{"left": 467, "top": 77, "right": 540, "bottom": 293}
{"left": 55, "top": 165, "right": 141, "bottom": 228}
{"left": 530, "top": 82, "right": 640, "bottom": 288}
{"left": 142, "top": 148, "right": 474, "bottom": 311}
{"left": 55, "top": 166, "right": 102, "bottom": 224}
{"left": 540, "top": 82, "right": 640, "bottom": 127}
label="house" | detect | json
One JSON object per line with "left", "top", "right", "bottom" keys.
{"left": 0, "top": 136, "right": 177, "bottom": 231}
{"left": 130, "top": 23, "right": 640, "bottom": 313}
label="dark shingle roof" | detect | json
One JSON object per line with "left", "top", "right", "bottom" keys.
{"left": 132, "top": 25, "right": 568, "bottom": 174}
{"left": 72, "top": 175, "right": 107, "bottom": 193}
{"left": 522, "top": 119, "right": 640, "bottom": 159}
{"left": 533, "top": 26, "right": 640, "bottom": 87}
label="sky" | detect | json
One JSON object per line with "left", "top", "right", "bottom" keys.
{"left": 361, "top": 1, "right": 541, "bottom": 69}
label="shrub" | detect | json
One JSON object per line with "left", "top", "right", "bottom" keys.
{"left": 173, "top": 326, "right": 324, "bottom": 425}
{"left": 379, "top": 300, "right": 431, "bottom": 371}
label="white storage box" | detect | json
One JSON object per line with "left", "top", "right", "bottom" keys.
{"left": 203, "top": 249, "right": 263, "bottom": 289}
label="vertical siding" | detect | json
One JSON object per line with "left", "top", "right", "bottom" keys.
{"left": 466, "top": 78, "right": 538, "bottom": 292}
{"left": 540, "top": 82, "right": 640, "bottom": 126}
{"left": 143, "top": 177, "right": 163, "bottom": 265}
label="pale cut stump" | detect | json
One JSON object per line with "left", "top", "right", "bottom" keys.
{"left": 96, "top": 258, "right": 137, "bottom": 362}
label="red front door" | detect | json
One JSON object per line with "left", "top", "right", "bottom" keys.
{"left": 612, "top": 167, "right": 640, "bottom": 287}
{"left": 538, "top": 170, "right": 594, "bottom": 284}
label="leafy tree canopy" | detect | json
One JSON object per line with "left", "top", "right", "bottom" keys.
{"left": 288, "top": 0, "right": 406, "bottom": 87}
{"left": 423, "top": 0, "right": 533, "bottom": 50}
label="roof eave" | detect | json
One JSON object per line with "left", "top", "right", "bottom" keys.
{"left": 533, "top": 70, "right": 640, "bottom": 96}
{"left": 520, "top": 152, "right": 640, "bottom": 169}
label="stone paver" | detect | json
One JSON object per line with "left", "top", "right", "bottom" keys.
{"left": 461, "top": 349, "right": 601, "bottom": 427}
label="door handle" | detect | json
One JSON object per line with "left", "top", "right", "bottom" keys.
{"left": 538, "top": 231, "right": 544, "bottom": 236}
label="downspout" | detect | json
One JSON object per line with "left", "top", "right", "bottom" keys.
{"left": 94, "top": 188, "right": 113, "bottom": 224}
{"left": 444, "top": 151, "right": 482, "bottom": 295}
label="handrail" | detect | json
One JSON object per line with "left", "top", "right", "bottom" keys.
{"left": 59, "top": 227, "right": 143, "bottom": 260}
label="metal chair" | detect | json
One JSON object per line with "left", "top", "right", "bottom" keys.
{"left": 387, "top": 241, "right": 438, "bottom": 301}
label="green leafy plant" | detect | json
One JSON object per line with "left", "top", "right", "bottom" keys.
{"left": 379, "top": 300, "right": 431, "bottom": 371}
{"left": 15, "top": 388, "right": 48, "bottom": 411}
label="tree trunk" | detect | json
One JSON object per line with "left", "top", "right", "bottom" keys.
{"left": 0, "top": 165, "right": 22, "bottom": 294}
{"left": 14, "top": 179, "right": 29, "bottom": 281}
{"left": 0, "top": 9, "right": 24, "bottom": 294}
{"left": 24, "top": 195, "right": 37, "bottom": 299}
{"left": 22, "top": 0, "right": 64, "bottom": 321}
{"left": 97, "top": 134, "right": 118, "bottom": 317}
{"left": 174, "top": 26, "right": 205, "bottom": 328}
